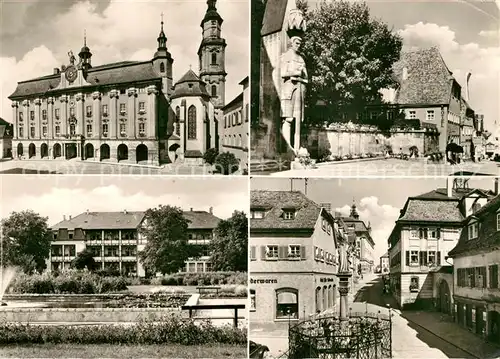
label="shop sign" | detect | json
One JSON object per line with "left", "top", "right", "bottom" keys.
{"left": 250, "top": 278, "right": 278, "bottom": 284}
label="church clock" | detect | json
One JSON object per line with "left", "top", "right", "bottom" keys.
{"left": 65, "top": 65, "right": 77, "bottom": 82}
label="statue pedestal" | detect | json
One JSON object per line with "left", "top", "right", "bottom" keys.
{"left": 336, "top": 272, "right": 352, "bottom": 321}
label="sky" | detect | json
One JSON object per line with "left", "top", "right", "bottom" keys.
{"left": 0, "top": 0, "right": 249, "bottom": 124}
{"left": 0, "top": 176, "right": 249, "bottom": 226}
{"left": 308, "top": 0, "right": 500, "bottom": 132}
{"left": 251, "top": 176, "right": 498, "bottom": 261}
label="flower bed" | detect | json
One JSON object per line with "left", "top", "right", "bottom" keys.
{"left": 0, "top": 315, "right": 247, "bottom": 345}
{"left": 151, "top": 272, "right": 247, "bottom": 286}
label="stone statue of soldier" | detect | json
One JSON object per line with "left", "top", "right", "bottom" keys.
{"left": 280, "top": 8, "right": 308, "bottom": 156}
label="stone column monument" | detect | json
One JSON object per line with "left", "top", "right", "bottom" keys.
{"left": 336, "top": 240, "right": 352, "bottom": 321}
{"left": 280, "top": 8, "right": 308, "bottom": 157}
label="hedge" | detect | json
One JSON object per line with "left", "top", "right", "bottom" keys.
{"left": 0, "top": 315, "right": 247, "bottom": 345}
{"left": 150, "top": 272, "right": 247, "bottom": 287}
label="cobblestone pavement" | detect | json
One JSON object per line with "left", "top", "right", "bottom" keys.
{"left": 269, "top": 158, "right": 500, "bottom": 177}
{"left": 0, "top": 159, "right": 223, "bottom": 176}
{"left": 249, "top": 274, "right": 500, "bottom": 358}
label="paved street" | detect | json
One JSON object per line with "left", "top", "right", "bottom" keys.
{"left": 250, "top": 275, "right": 500, "bottom": 358}
{"left": 0, "top": 159, "right": 228, "bottom": 176}
{"left": 268, "top": 158, "right": 500, "bottom": 177}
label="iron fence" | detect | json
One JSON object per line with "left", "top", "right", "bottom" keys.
{"left": 288, "top": 311, "right": 392, "bottom": 359}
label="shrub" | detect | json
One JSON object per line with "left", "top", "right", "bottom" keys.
{"left": 317, "top": 147, "right": 331, "bottom": 163}
{"left": 214, "top": 152, "right": 239, "bottom": 175}
{"left": 0, "top": 315, "right": 247, "bottom": 345}
{"left": 203, "top": 148, "right": 219, "bottom": 165}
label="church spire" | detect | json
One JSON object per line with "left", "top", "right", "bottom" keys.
{"left": 157, "top": 12, "right": 167, "bottom": 50}
{"left": 350, "top": 199, "right": 359, "bottom": 220}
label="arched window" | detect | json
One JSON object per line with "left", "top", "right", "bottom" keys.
{"left": 211, "top": 53, "right": 217, "bottom": 65}
{"left": 160, "top": 62, "right": 165, "bottom": 73}
{"left": 211, "top": 85, "right": 217, "bottom": 97}
{"left": 187, "top": 105, "right": 196, "bottom": 139}
{"left": 276, "top": 288, "right": 298, "bottom": 319}
{"left": 175, "top": 106, "right": 181, "bottom": 135}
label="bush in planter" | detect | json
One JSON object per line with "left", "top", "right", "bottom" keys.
{"left": 214, "top": 152, "right": 239, "bottom": 175}
{"left": 203, "top": 148, "right": 219, "bottom": 165}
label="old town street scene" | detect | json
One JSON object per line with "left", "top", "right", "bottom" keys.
{"left": 250, "top": 0, "right": 500, "bottom": 177}
{"left": 249, "top": 177, "right": 500, "bottom": 359}
{"left": 0, "top": 1, "right": 249, "bottom": 175}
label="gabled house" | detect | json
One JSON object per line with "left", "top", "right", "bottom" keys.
{"left": 448, "top": 189, "right": 500, "bottom": 343}
{"left": 388, "top": 176, "right": 497, "bottom": 309}
{"left": 249, "top": 190, "right": 339, "bottom": 330}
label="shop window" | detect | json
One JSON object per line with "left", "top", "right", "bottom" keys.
{"left": 250, "top": 289, "right": 256, "bottom": 311}
{"left": 276, "top": 288, "right": 298, "bottom": 319}
{"left": 410, "top": 276, "right": 419, "bottom": 292}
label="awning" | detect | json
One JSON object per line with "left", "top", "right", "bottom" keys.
{"left": 277, "top": 292, "right": 297, "bottom": 304}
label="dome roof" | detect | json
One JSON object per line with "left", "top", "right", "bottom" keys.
{"left": 171, "top": 69, "right": 210, "bottom": 99}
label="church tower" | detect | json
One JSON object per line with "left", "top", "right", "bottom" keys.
{"left": 153, "top": 14, "right": 174, "bottom": 96}
{"left": 198, "top": 0, "right": 227, "bottom": 109}
{"left": 350, "top": 200, "right": 360, "bottom": 220}
{"left": 78, "top": 30, "right": 92, "bottom": 74}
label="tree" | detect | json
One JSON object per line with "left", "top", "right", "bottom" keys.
{"left": 215, "top": 152, "right": 240, "bottom": 175}
{"left": 71, "top": 248, "right": 99, "bottom": 271}
{"left": 299, "top": 0, "right": 402, "bottom": 126}
{"left": 209, "top": 211, "right": 248, "bottom": 272}
{"left": 1, "top": 210, "right": 51, "bottom": 274}
{"left": 139, "top": 205, "right": 198, "bottom": 275}
{"left": 203, "top": 148, "right": 219, "bottom": 165}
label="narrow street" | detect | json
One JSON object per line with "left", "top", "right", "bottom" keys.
{"left": 353, "top": 275, "right": 475, "bottom": 359}
{"left": 250, "top": 274, "right": 494, "bottom": 358}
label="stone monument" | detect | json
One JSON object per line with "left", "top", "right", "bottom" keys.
{"left": 336, "top": 240, "right": 352, "bottom": 321}
{"left": 280, "top": 8, "right": 308, "bottom": 157}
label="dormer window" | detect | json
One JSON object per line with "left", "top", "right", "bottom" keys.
{"left": 251, "top": 210, "right": 264, "bottom": 219}
{"left": 283, "top": 209, "right": 295, "bottom": 220}
{"left": 468, "top": 222, "right": 479, "bottom": 240}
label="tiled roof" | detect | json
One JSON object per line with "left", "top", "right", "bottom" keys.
{"left": 52, "top": 211, "right": 146, "bottom": 230}
{"left": 261, "top": 0, "right": 288, "bottom": 36}
{"left": 448, "top": 194, "right": 500, "bottom": 256}
{"left": 171, "top": 70, "right": 210, "bottom": 99}
{"left": 250, "top": 190, "right": 321, "bottom": 230}
{"left": 393, "top": 47, "right": 453, "bottom": 105}
{"left": 51, "top": 210, "right": 220, "bottom": 230}
{"left": 183, "top": 210, "right": 221, "bottom": 229}
{"left": 415, "top": 188, "right": 493, "bottom": 201}
{"left": 398, "top": 198, "right": 464, "bottom": 223}
{"left": 9, "top": 61, "right": 162, "bottom": 99}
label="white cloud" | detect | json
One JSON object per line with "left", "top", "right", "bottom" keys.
{"left": 479, "top": 29, "right": 499, "bottom": 39}
{"left": 1, "top": 184, "right": 247, "bottom": 227}
{"left": 398, "top": 22, "right": 500, "bottom": 131}
{"left": 0, "top": 0, "right": 248, "bottom": 123}
{"left": 336, "top": 196, "right": 400, "bottom": 262}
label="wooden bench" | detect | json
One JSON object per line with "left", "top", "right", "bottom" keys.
{"left": 196, "top": 286, "right": 221, "bottom": 296}
{"left": 181, "top": 304, "right": 245, "bottom": 328}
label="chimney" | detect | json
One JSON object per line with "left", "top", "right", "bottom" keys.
{"left": 402, "top": 67, "right": 408, "bottom": 81}
{"left": 209, "top": 207, "right": 213, "bottom": 214}
{"left": 69, "top": 215, "right": 72, "bottom": 220}
{"left": 190, "top": 208, "right": 193, "bottom": 211}
{"left": 63, "top": 215, "right": 66, "bottom": 221}
{"left": 86, "top": 209, "right": 89, "bottom": 215}
{"left": 446, "top": 177, "right": 453, "bottom": 198}
{"left": 124, "top": 209, "right": 128, "bottom": 214}
{"left": 54, "top": 68, "right": 60, "bottom": 75}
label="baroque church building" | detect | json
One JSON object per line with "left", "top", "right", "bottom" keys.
{"left": 8, "top": 0, "right": 226, "bottom": 166}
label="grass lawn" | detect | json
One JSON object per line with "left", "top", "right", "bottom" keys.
{"left": 0, "top": 344, "right": 247, "bottom": 358}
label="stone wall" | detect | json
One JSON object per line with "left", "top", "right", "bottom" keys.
{"left": 306, "top": 125, "right": 440, "bottom": 158}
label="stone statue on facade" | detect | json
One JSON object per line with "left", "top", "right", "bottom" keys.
{"left": 68, "top": 51, "right": 76, "bottom": 65}
{"left": 280, "top": 8, "right": 308, "bottom": 156}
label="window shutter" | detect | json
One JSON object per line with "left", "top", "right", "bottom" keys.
{"left": 437, "top": 228, "right": 441, "bottom": 238}
{"left": 278, "top": 246, "right": 286, "bottom": 259}
{"left": 419, "top": 228, "right": 423, "bottom": 238}
{"left": 260, "top": 246, "right": 266, "bottom": 260}
{"left": 300, "top": 246, "right": 306, "bottom": 260}
{"left": 405, "top": 251, "right": 410, "bottom": 266}
{"left": 419, "top": 252, "right": 423, "bottom": 266}
{"left": 437, "top": 251, "right": 441, "bottom": 265}
{"left": 250, "top": 246, "right": 256, "bottom": 260}
{"left": 424, "top": 228, "right": 428, "bottom": 239}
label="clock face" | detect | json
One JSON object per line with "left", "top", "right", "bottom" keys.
{"left": 65, "top": 65, "right": 77, "bottom": 82}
